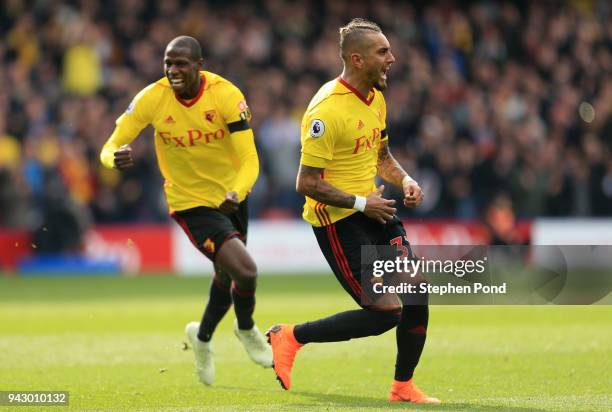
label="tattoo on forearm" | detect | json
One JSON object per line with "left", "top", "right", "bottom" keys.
{"left": 377, "top": 144, "right": 390, "bottom": 162}
{"left": 298, "top": 165, "right": 356, "bottom": 208}
{"left": 377, "top": 141, "right": 407, "bottom": 187}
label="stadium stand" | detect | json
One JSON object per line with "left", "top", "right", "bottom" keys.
{"left": 0, "top": 0, "right": 610, "bottom": 233}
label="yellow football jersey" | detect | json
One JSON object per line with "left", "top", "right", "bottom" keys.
{"left": 300, "top": 77, "right": 388, "bottom": 226}
{"left": 100, "top": 70, "right": 258, "bottom": 212}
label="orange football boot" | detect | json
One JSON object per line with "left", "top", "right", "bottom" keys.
{"left": 265, "top": 324, "right": 303, "bottom": 390}
{"left": 389, "top": 379, "right": 441, "bottom": 404}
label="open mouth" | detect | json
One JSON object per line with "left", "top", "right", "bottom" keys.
{"left": 169, "top": 78, "right": 185, "bottom": 88}
{"left": 381, "top": 66, "right": 390, "bottom": 80}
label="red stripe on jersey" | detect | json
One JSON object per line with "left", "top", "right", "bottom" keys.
{"left": 320, "top": 204, "right": 332, "bottom": 226}
{"left": 175, "top": 74, "right": 206, "bottom": 107}
{"left": 337, "top": 77, "right": 374, "bottom": 106}
{"left": 313, "top": 203, "right": 326, "bottom": 226}
{"left": 316, "top": 202, "right": 332, "bottom": 226}
{"left": 317, "top": 202, "right": 331, "bottom": 226}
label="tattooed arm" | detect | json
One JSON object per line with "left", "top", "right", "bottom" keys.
{"left": 296, "top": 164, "right": 397, "bottom": 223}
{"left": 377, "top": 140, "right": 424, "bottom": 208}
{"left": 296, "top": 164, "right": 356, "bottom": 208}
{"left": 377, "top": 140, "right": 409, "bottom": 187}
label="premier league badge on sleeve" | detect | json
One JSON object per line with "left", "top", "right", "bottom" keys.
{"left": 125, "top": 99, "right": 135, "bottom": 114}
{"left": 310, "top": 119, "right": 325, "bottom": 138}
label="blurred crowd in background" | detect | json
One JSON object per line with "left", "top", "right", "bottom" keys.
{"left": 1, "top": 0, "right": 611, "bottom": 238}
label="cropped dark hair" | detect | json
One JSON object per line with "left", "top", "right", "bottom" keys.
{"left": 339, "top": 18, "right": 382, "bottom": 60}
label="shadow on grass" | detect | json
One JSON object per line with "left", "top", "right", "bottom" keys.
{"left": 295, "top": 391, "right": 547, "bottom": 410}
{"left": 213, "top": 386, "right": 545, "bottom": 411}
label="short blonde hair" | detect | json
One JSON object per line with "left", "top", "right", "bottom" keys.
{"left": 339, "top": 18, "right": 382, "bottom": 60}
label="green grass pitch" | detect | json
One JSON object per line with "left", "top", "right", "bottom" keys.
{"left": 0, "top": 274, "right": 610, "bottom": 411}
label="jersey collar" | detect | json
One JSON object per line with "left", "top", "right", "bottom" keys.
{"left": 175, "top": 73, "right": 206, "bottom": 108}
{"left": 337, "top": 76, "right": 375, "bottom": 106}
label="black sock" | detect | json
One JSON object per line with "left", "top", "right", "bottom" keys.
{"left": 293, "top": 308, "right": 401, "bottom": 344}
{"left": 394, "top": 304, "right": 429, "bottom": 381}
{"left": 197, "top": 277, "right": 232, "bottom": 342}
{"left": 231, "top": 284, "right": 255, "bottom": 330}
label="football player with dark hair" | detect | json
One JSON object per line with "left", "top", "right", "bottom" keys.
{"left": 101, "top": 35, "right": 272, "bottom": 386}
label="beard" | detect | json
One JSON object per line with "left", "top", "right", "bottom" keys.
{"left": 374, "top": 79, "right": 387, "bottom": 91}
{"left": 369, "top": 66, "right": 388, "bottom": 91}
{"left": 374, "top": 75, "right": 388, "bottom": 90}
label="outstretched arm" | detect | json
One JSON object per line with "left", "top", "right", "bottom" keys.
{"left": 377, "top": 140, "right": 424, "bottom": 208}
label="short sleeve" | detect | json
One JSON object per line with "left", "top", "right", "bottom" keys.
{"left": 300, "top": 152, "right": 330, "bottom": 168}
{"left": 300, "top": 108, "right": 340, "bottom": 165}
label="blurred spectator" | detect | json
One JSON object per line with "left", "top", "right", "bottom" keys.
{"left": 0, "top": 0, "right": 611, "bottom": 229}
{"left": 258, "top": 104, "right": 302, "bottom": 215}
{"left": 484, "top": 192, "right": 522, "bottom": 245}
